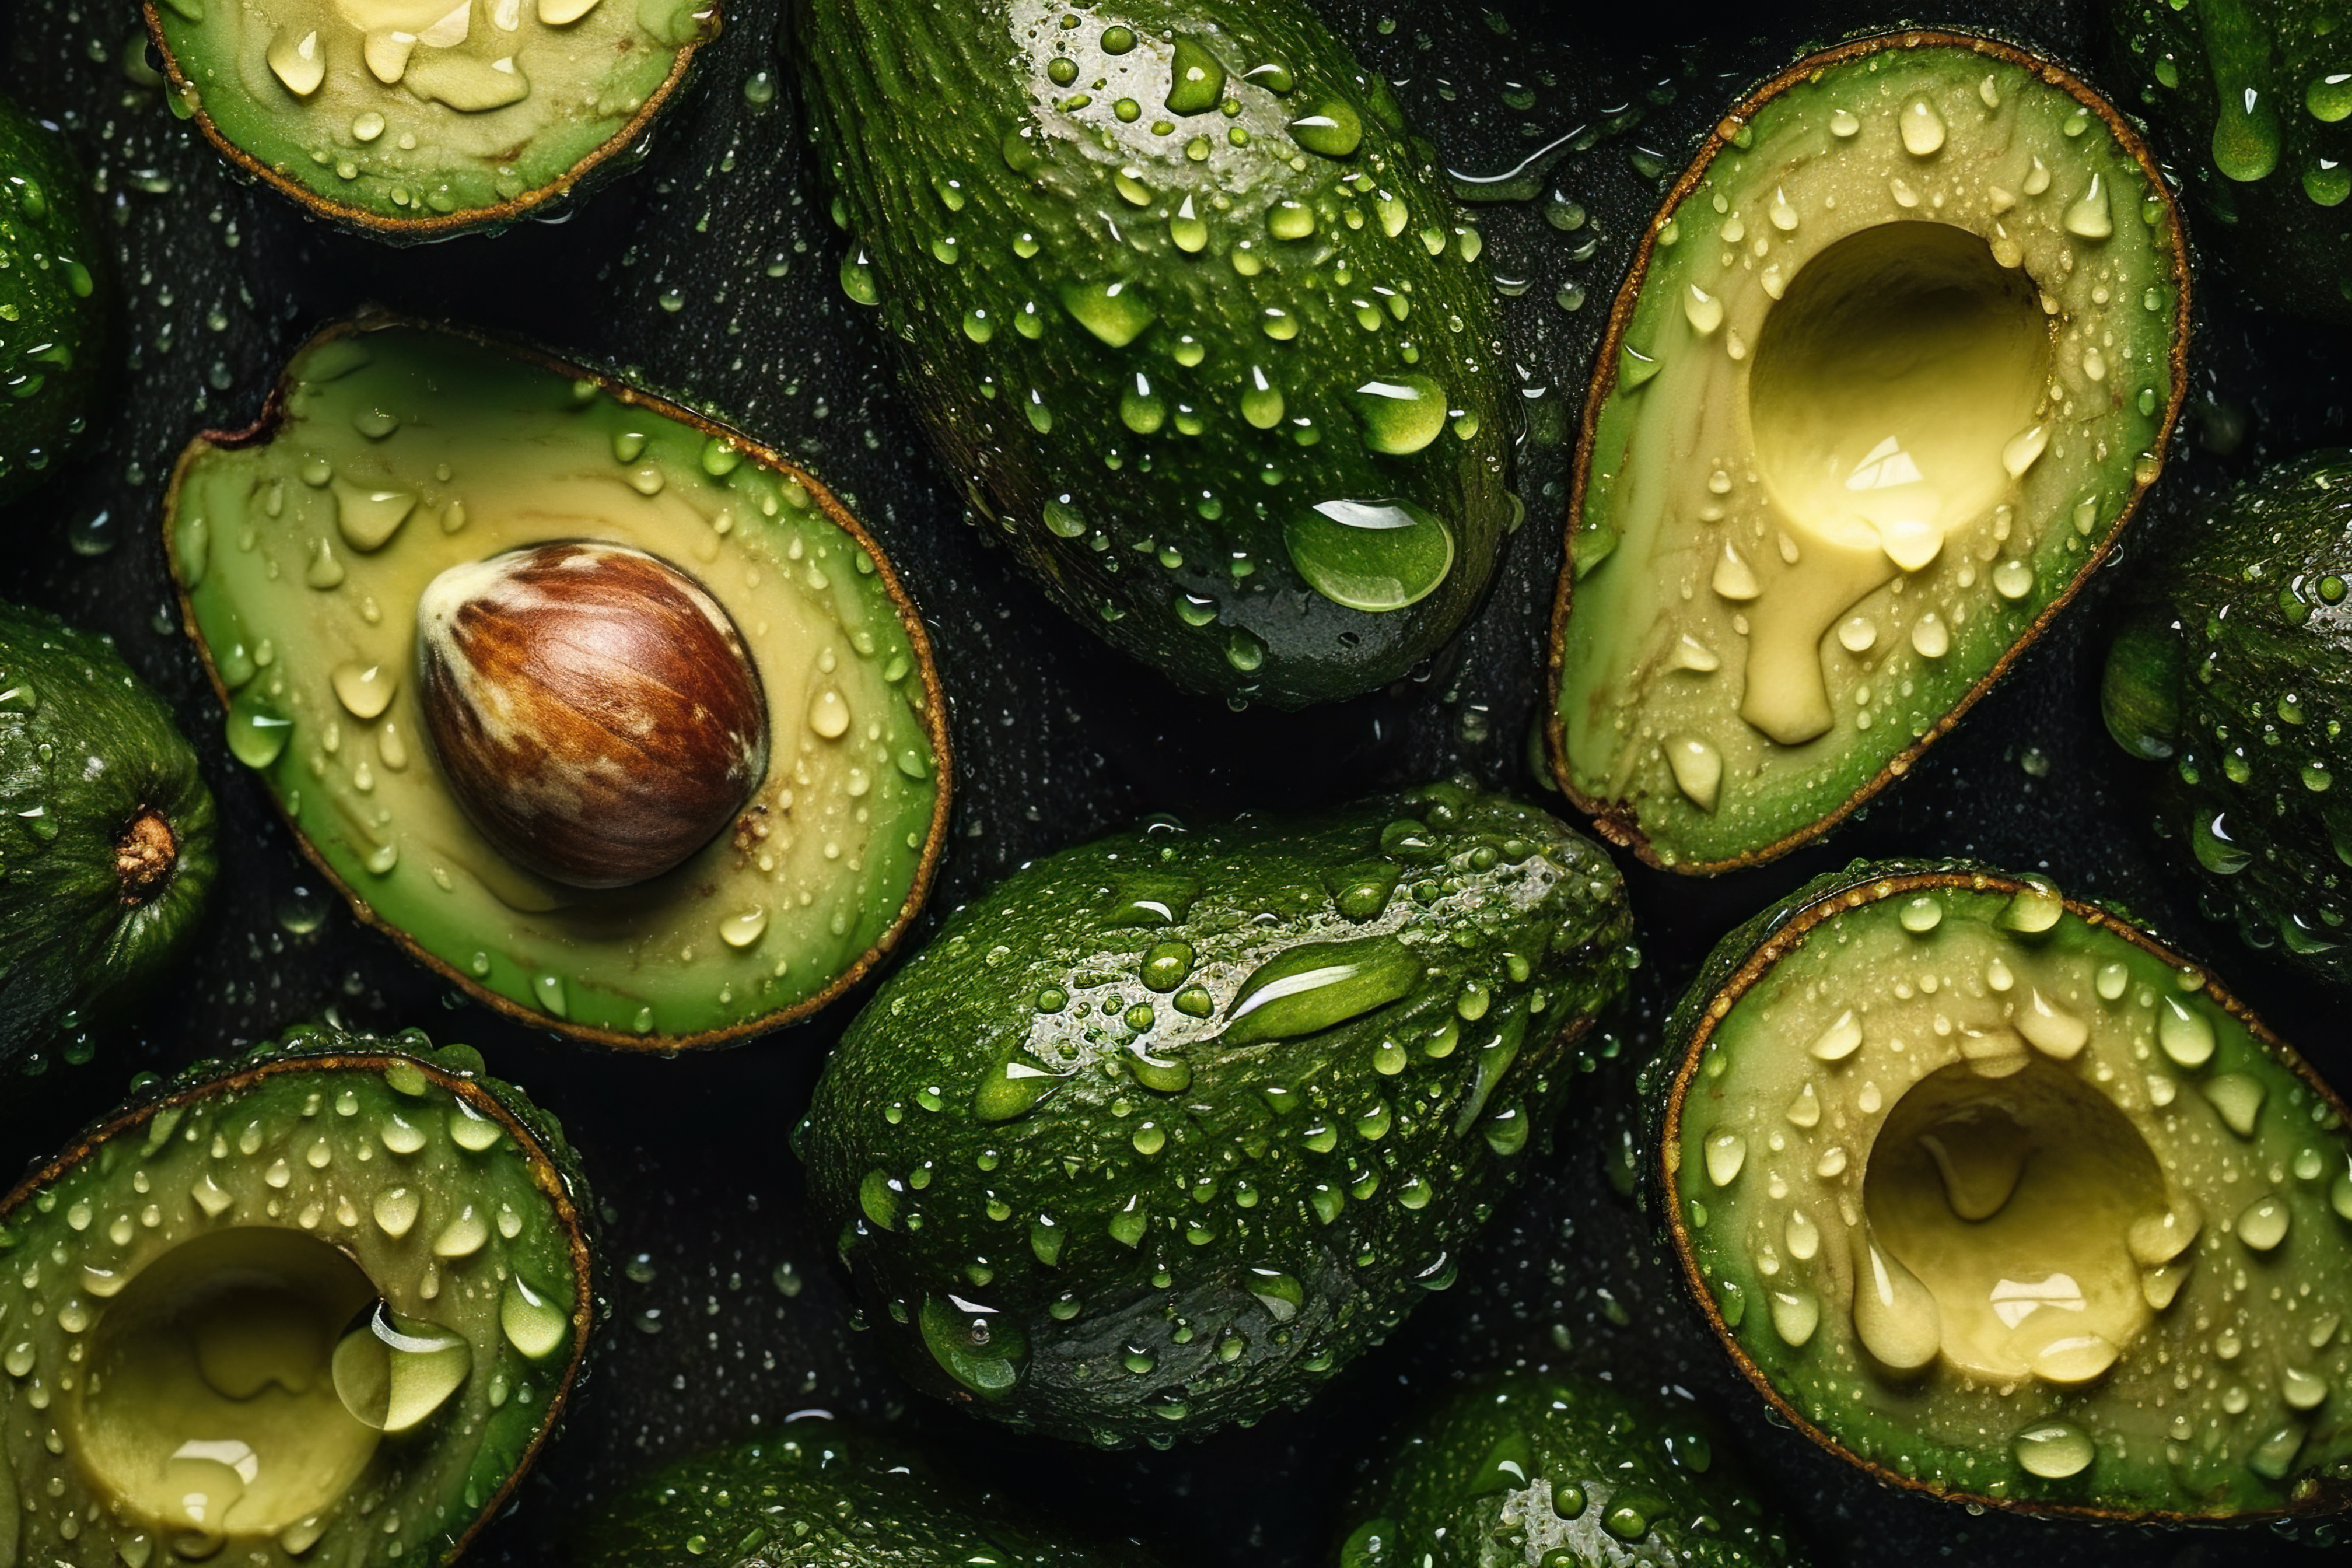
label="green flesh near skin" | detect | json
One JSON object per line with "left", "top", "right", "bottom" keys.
{"left": 0, "top": 598, "right": 218, "bottom": 1065}
{"left": 2101, "top": 449, "right": 2352, "bottom": 985}
{"left": 0, "top": 1026, "right": 593, "bottom": 1566}
{"left": 144, "top": 0, "right": 716, "bottom": 235}
{"left": 1550, "top": 33, "right": 2188, "bottom": 871}
{"left": 798, "top": 780, "right": 1634, "bottom": 1448}
{"left": 576, "top": 1425, "right": 1150, "bottom": 1567}
{"left": 1664, "top": 866, "right": 2352, "bottom": 1517}
{"left": 0, "top": 93, "right": 108, "bottom": 503}
{"left": 165, "top": 321, "right": 950, "bottom": 1048}
{"left": 797, "top": 0, "right": 1514, "bottom": 707}
{"left": 1334, "top": 1371, "right": 1807, "bottom": 1568}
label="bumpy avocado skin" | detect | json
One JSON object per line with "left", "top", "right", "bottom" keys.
{"left": 0, "top": 1023, "right": 596, "bottom": 1567}
{"left": 0, "top": 92, "right": 108, "bottom": 503}
{"left": 1334, "top": 1371, "right": 1808, "bottom": 1568}
{"left": 2109, "top": 0, "right": 2352, "bottom": 323}
{"left": 2101, "top": 450, "right": 2352, "bottom": 982}
{"left": 0, "top": 597, "right": 215, "bottom": 1065}
{"left": 576, "top": 1424, "right": 1152, "bottom": 1566}
{"left": 797, "top": 779, "right": 1635, "bottom": 1447}
{"left": 797, "top": 0, "right": 1513, "bottom": 708}
{"left": 1651, "top": 861, "right": 2352, "bottom": 1518}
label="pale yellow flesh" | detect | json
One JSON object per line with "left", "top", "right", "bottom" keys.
{"left": 1676, "top": 884, "right": 2352, "bottom": 1510}
{"left": 1559, "top": 46, "right": 2178, "bottom": 866}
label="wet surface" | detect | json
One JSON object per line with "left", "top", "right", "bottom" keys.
{"left": 1, "top": 1, "right": 2348, "bottom": 1563}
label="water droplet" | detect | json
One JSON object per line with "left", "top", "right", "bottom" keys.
{"left": 1289, "top": 100, "right": 1363, "bottom": 157}
{"left": 2063, "top": 173, "right": 2113, "bottom": 239}
{"left": 1810, "top": 1010, "right": 1863, "bottom": 1060}
{"left": 2238, "top": 1195, "right": 2290, "bottom": 1251}
{"left": 2018, "top": 990, "right": 2088, "bottom": 1060}
{"left": 1768, "top": 1288, "right": 1819, "bottom": 1346}
{"left": 1166, "top": 37, "right": 1227, "bottom": 116}
{"left": 1350, "top": 374, "right": 1448, "bottom": 454}
{"left": 1682, "top": 284, "right": 1723, "bottom": 335}
{"left": 1899, "top": 98, "right": 1946, "bottom": 156}
{"left": 919, "top": 1295, "right": 1027, "bottom": 1399}
{"left": 2203, "top": 1073, "right": 2266, "bottom": 1138}
{"left": 1283, "top": 496, "right": 1454, "bottom": 612}
{"left": 1911, "top": 614, "right": 1950, "bottom": 657}
{"left": 2156, "top": 996, "right": 2216, "bottom": 1068}
{"left": 2214, "top": 81, "right": 2283, "bottom": 183}
{"left": 2013, "top": 1419, "right": 2095, "bottom": 1478}
{"left": 331, "top": 1301, "right": 470, "bottom": 1432}
{"left": 1664, "top": 734, "right": 1722, "bottom": 813}
{"left": 330, "top": 663, "right": 396, "bottom": 720}
{"left": 1993, "top": 559, "right": 2035, "bottom": 600}
{"left": 1711, "top": 542, "right": 1759, "bottom": 600}
{"left": 974, "top": 1054, "right": 1062, "bottom": 1123}
{"left": 1854, "top": 1239, "right": 1940, "bottom": 1371}
{"left": 2001, "top": 424, "right": 2049, "bottom": 479}
{"left": 1221, "top": 935, "right": 1420, "bottom": 1045}
{"left": 1060, "top": 279, "right": 1156, "bottom": 348}
{"left": 225, "top": 691, "right": 292, "bottom": 769}
{"left": 807, "top": 687, "right": 852, "bottom": 740}
{"left": 720, "top": 907, "right": 768, "bottom": 949}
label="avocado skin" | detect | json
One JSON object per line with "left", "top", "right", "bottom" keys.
{"left": 0, "top": 598, "right": 215, "bottom": 1065}
{"left": 797, "top": 779, "right": 1633, "bottom": 1447}
{"left": 2108, "top": 0, "right": 2352, "bottom": 323}
{"left": 2101, "top": 450, "right": 2352, "bottom": 982}
{"left": 575, "top": 1424, "right": 1153, "bottom": 1566}
{"left": 796, "top": 0, "right": 1513, "bottom": 708}
{"left": 1334, "top": 1371, "right": 1808, "bottom": 1568}
{"left": 0, "top": 92, "right": 108, "bottom": 503}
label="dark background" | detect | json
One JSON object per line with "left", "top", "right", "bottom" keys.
{"left": 2, "top": 1, "right": 2347, "bottom": 1563}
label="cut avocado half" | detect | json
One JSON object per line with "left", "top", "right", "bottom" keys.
{"left": 2101, "top": 448, "right": 2352, "bottom": 986}
{"left": 164, "top": 318, "right": 951, "bottom": 1049}
{"left": 0, "top": 1023, "right": 595, "bottom": 1564}
{"left": 1334, "top": 1369, "right": 1806, "bottom": 1568}
{"left": 578, "top": 1421, "right": 1156, "bottom": 1567}
{"left": 1548, "top": 32, "right": 2190, "bottom": 872}
{"left": 141, "top": 0, "right": 718, "bottom": 238}
{"left": 1658, "top": 863, "right": 2352, "bottom": 1518}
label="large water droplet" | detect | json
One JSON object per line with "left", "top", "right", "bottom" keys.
{"left": 1350, "top": 374, "right": 1448, "bottom": 454}
{"left": 919, "top": 1294, "right": 1027, "bottom": 1399}
{"left": 1221, "top": 934, "right": 1421, "bottom": 1046}
{"left": 331, "top": 1302, "right": 470, "bottom": 1433}
{"left": 1283, "top": 497, "right": 1454, "bottom": 612}
{"left": 2013, "top": 1419, "right": 2095, "bottom": 1478}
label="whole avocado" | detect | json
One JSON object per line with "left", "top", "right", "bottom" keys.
{"left": 796, "top": 779, "right": 1634, "bottom": 1447}
{"left": 2101, "top": 449, "right": 2352, "bottom": 981}
{"left": 796, "top": 0, "right": 1515, "bottom": 707}
{"left": 0, "top": 597, "right": 214, "bottom": 1063}
{"left": 0, "top": 92, "right": 108, "bottom": 503}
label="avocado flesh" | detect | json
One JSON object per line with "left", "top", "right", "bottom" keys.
{"left": 2109, "top": 0, "right": 2352, "bottom": 324}
{"left": 0, "top": 92, "right": 108, "bottom": 503}
{"left": 0, "top": 1024, "right": 593, "bottom": 1566}
{"left": 797, "top": 0, "right": 1514, "bottom": 708}
{"left": 1335, "top": 1371, "right": 1805, "bottom": 1568}
{"left": 2101, "top": 449, "right": 2352, "bottom": 984}
{"left": 578, "top": 1424, "right": 1150, "bottom": 1566}
{"left": 1664, "top": 866, "right": 2352, "bottom": 1517}
{"left": 798, "top": 779, "right": 1635, "bottom": 1447}
{"left": 144, "top": 0, "right": 715, "bottom": 233}
{"left": 1550, "top": 33, "right": 2187, "bottom": 870}
{"left": 0, "top": 597, "right": 217, "bottom": 1065}
{"left": 166, "top": 321, "right": 949, "bottom": 1048}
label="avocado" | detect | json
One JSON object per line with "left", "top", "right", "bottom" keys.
{"left": 576, "top": 1421, "right": 1156, "bottom": 1566}
{"left": 1654, "top": 862, "right": 2352, "bottom": 1518}
{"left": 141, "top": 0, "right": 718, "bottom": 238}
{"left": 1546, "top": 30, "right": 2190, "bottom": 872}
{"left": 796, "top": 779, "right": 1635, "bottom": 1447}
{"left": 0, "top": 90, "right": 108, "bottom": 503}
{"left": 0, "top": 1022, "right": 596, "bottom": 1565}
{"left": 164, "top": 318, "right": 951, "bottom": 1049}
{"left": 2102, "top": 449, "right": 2352, "bottom": 984}
{"left": 796, "top": 0, "right": 1514, "bottom": 708}
{"left": 1334, "top": 1370, "right": 1808, "bottom": 1568}
{"left": 2108, "top": 0, "right": 2352, "bottom": 323}
{"left": 0, "top": 597, "right": 216, "bottom": 1066}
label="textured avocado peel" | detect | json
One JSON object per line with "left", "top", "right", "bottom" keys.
{"left": 0, "top": 598, "right": 218, "bottom": 1065}
{"left": 798, "top": 0, "right": 1516, "bottom": 708}
{"left": 1658, "top": 864, "right": 2352, "bottom": 1518}
{"left": 141, "top": 0, "right": 719, "bottom": 239}
{"left": 1335, "top": 1370, "right": 1808, "bottom": 1568}
{"left": 1548, "top": 30, "right": 2190, "bottom": 873}
{"left": 0, "top": 1023, "right": 596, "bottom": 1566}
{"left": 2101, "top": 449, "right": 2352, "bottom": 986}
{"left": 163, "top": 317, "right": 953, "bottom": 1049}
{"left": 0, "top": 91, "right": 110, "bottom": 504}
{"left": 799, "top": 779, "right": 1635, "bottom": 1448}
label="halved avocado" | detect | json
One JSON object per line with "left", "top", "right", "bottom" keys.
{"left": 1657, "top": 863, "right": 2352, "bottom": 1518}
{"left": 1548, "top": 32, "right": 2190, "bottom": 872}
{"left": 141, "top": 0, "right": 718, "bottom": 238}
{"left": 164, "top": 318, "right": 951, "bottom": 1048}
{"left": 0, "top": 1023, "right": 595, "bottom": 1565}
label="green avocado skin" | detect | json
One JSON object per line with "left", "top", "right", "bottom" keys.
{"left": 575, "top": 1426, "right": 1150, "bottom": 1567}
{"left": 2101, "top": 450, "right": 2352, "bottom": 981}
{"left": 0, "top": 93, "right": 108, "bottom": 503}
{"left": 796, "top": 0, "right": 1513, "bottom": 707}
{"left": 797, "top": 780, "right": 1634, "bottom": 1447}
{"left": 2108, "top": 0, "right": 2352, "bottom": 323}
{"left": 1333, "top": 1371, "right": 1808, "bottom": 1568}
{"left": 0, "top": 598, "right": 215, "bottom": 1064}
